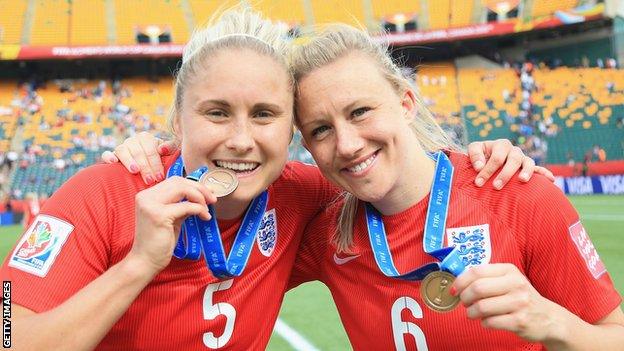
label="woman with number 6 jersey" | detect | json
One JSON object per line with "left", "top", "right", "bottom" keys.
{"left": 0, "top": 10, "right": 541, "bottom": 351}
{"left": 287, "top": 25, "right": 624, "bottom": 350}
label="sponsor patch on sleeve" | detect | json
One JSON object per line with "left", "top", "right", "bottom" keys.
{"left": 568, "top": 221, "right": 606, "bottom": 279}
{"left": 8, "top": 215, "right": 74, "bottom": 277}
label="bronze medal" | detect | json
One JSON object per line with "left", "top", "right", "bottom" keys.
{"left": 420, "top": 271, "right": 459, "bottom": 313}
{"left": 199, "top": 168, "right": 239, "bottom": 197}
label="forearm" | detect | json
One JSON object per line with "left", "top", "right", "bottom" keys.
{"left": 544, "top": 306, "right": 624, "bottom": 351}
{"left": 13, "top": 255, "right": 157, "bottom": 351}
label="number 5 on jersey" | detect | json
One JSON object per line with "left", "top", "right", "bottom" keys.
{"left": 203, "top": 279, "right": 236, "bottom": 349}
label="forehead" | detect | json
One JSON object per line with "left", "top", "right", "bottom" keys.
{"left": 184, "top": 48, "right": 293, "bottom": 105}
{"left": 296, "top": 52, "right": 392, "bottom": 107}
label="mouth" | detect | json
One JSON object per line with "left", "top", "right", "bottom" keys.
{"left": 342, "top": 150, "right": 379, "bottom": 176}
{"left": 214, "top": 160, "right": 261, "bottom": 177}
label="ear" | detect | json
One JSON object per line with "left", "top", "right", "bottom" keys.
{"left": 172, "top": 114, "right": 182, "bottom": 139}
{"left": 400, "top": 88, "right": 417, "bottom": 121}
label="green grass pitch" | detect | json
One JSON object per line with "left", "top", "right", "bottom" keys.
{"left": 0, "top": 195, "right": 622, "bottom": 350}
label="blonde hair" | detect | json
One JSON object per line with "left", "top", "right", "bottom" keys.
{"left": 290, "top": 24, "right": 459, "bottom": 253}
{"left": 167, "top": 9, "right": 294, "bottom": 140}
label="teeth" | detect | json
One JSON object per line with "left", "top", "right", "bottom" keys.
{"left": 347, "top": 153, "right": 376, "bottom": 173}
{"left": 215, "top": 160, "right": 259, "bottom": 172}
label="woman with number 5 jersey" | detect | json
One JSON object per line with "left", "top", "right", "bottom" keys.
{"left": 287, "top": 25, "right": 624, "bottom": 350}
{"left": 0, "top": 9, "right": 542, "bottom": 351}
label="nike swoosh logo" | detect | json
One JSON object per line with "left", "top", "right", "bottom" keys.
{"left": 333, "top": 253, "right": 360, "bottom": 265}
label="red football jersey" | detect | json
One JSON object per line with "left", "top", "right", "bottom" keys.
{"left": 1, "top": 153, "right": 337, "bottom": 350}
{"left": 290, "top": 152, "right": 621, "bottom": 351}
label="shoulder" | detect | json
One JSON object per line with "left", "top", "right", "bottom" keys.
{"left": 450, "top": 151, "right": 572, "bottom": 218}
{"left": 46, "top": 162, "right": 147, "bottom": 217}
{"left": 271, "top": 161, "right": 339, "bottom": 210}
{"left": 277, "top": 161, "right": 322, "bottom": 182}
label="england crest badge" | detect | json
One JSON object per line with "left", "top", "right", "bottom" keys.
{"left": 446, "top": 224, "right": 491, "bottom": 268}
{"left": 9, "top": 215, "right": 74, "bottom": 277}
{"left": 256, "top": 209, "right": 278, "bottom": 257}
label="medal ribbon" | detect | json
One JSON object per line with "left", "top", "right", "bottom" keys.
{"left": 365, "top": 151, "right": 466, "bottom": 281}
{"left": 166, "top": 155, "right": 268, "bottom": 278}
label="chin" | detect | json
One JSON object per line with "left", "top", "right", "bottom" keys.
{"left": 351, "top": 186, "right": 388, "bottom": 204}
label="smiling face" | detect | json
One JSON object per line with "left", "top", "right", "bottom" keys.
{"left": 296, "top": 51, "right": 433, "bottom": 210}
{"left": 175, "top": 48, "right": 293, "bottom": 209}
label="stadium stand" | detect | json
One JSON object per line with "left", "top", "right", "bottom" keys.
{"left": 253, "top": 0, "right": 307, "bottom": 26}
{"left": 188, "top": 0, "right": 229, "bottom": 26}
{"left": 30, "top": 0, "right": 70, "bottom": 45}
{"left": 370, "top": 0, "right": 420, "bottom": 21}
{"left": 428, "top": 0, "right": 451, "bottom": 29}
{"left": 69, "top": 0, "right": 108, "bottom": 45}
{"left": 458, "top": 68, "right": 520, "bottom": 139}
{"left": 0, "top": 0, "right": 27, "bottom": 44}
{"left": 415, "top": 62, "right": 463, "bottom": 129}
{"left": 531, "top": 0, "right": 579, "bottom": 18}
{"left": 450, "top": 0, "right": 474, "bottom": 28}
{"left": 309, "top": 0, "right": 365, "bottom": 26}
{"left": 114, "top": 0, "right": 189, "bottom": 44}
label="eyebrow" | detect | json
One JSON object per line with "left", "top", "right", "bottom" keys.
{"left": 194, "top": 100, "right": 284, "bottom": 113}
{"left": 195, "top": 99, "right": 230, "bottom": 111}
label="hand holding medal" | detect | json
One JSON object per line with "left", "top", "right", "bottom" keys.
{"left": 451, "top": 263, "right": 559, "bottom": 341}
{"left": 168, "top": 156, "right": 268, "bottom": 279}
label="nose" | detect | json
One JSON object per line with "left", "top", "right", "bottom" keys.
{"left": 224, "top": 118, "right": 254, "bottom": 154}
{"left": 335, "top": 122, "right": 364, "bottom": 159}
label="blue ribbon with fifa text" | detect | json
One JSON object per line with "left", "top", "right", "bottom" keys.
{"left": 365, "top": 151, "right": 466, "bottom": 281}
{"left": 166, "top": 155, "right": 268, "bottom": 278}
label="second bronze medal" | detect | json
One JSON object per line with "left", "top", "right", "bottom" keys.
{"left": 420, "top": 270, "right": 460, "bottom": 313}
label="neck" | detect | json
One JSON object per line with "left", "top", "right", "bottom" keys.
{"left": 371, "top": 149, "right": 436, "bottom": 216}
{"left": 213, "top": 198, "right": 250, "bottom": 220}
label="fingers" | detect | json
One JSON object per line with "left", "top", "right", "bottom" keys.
{"left": 488, "top": 146, "right": 525, "bottom": 189}
{"left": 167, "top": 201, "right": 212, "bottom": 221}
{"left": 517, "top": 155, "right": 536, "bottom": 182}
{"left": 149, "top": 176, "right": 217, "bottom": 206}
{"left": 534, "top": 166, "right": 555, "bottom": 182}
{"left": 473, "top": 139, "right": 512, "bottom": 187}
{"left": 453, "top": 263, "right": 515, "bottom": 295}
{"left": 467, "top": 140, "right": 490, "bottom": 172}
{"left": 101, "top": 150, "right": 119, "bottom": 164}
{"left": 125, "top": 133, "right": 158, "bottom": 184}
{"left": 137, "top": 177, "right": 216, "bottom": 220}
{"left": 158, "top": 140, "right": 180, "bottom": 156}
{"left": 466, "top": 292, "right": 530, "bottom": 320}
{"left": 137, "top": 132, "right": 165, "bottom": 184}
{"left": 114, "top": 143, "right": 140, "bottom": 174}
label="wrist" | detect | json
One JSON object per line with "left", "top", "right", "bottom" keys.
{"left": 119, "top": 253, "right": 162, "bottom": 284}
{"left": 542, "top": 302, "right": 578, "bottom": 350}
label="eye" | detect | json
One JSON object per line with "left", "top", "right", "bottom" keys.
{"left": 311, "top": 125, "right": 331, "bottom": 139}
{"left": 204, "top": 109, "right": 227, "bottom": 118}
{"left": 351, "top": 107, "right": 372, "bottom": 118}
{"left": 254, "top": 110, "right": 274, "bottom": 118}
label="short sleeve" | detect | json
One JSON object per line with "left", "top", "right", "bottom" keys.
{"left": 0, "top": 165, "right": 114, "bottom": 312}
{"left": 524, "top": 181, "right": 622, "bottom": 323}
